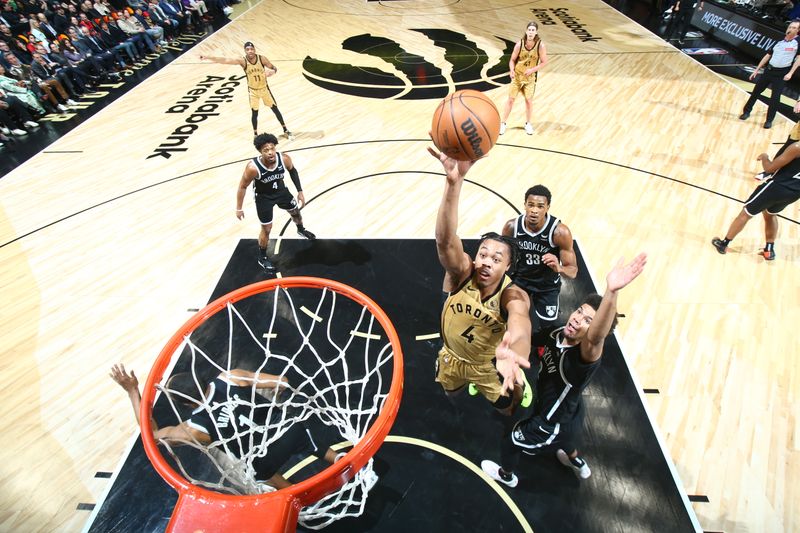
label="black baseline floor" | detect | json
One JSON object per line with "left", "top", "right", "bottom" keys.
{"left": 86, "top": 238, "right": 698, "bottom": 533}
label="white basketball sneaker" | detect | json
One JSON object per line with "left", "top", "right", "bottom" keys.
{"left": 499, "top": 122, "right": 506, "bottom": 135}
{"left": 556, "top": 449, "right": 591, "bottom": 479}
{"left": 481, "top": 459, "right": 518, "bottom": 488}
{"left": 524, "top": 122, "right": 534, "bottom": 135}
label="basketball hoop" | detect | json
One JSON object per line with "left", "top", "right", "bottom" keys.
{"left": 140, "top": 277, "right": 403, "bottom": 532}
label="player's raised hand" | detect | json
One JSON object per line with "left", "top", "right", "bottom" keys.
{"left": 427, "top": 141, "right": 477, "bottom": 184}
{"left": 495, "top": 331, "right": 531, "bottom": 394}
{"left": 110, "top": 364, "right": 139, "bottom": 393}
{"left": 606, "top": 253, "right": 647, "bottom": 293}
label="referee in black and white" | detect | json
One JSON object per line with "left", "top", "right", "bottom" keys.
{"left": 740, "top": 20, "right": 800, "bottom": 129}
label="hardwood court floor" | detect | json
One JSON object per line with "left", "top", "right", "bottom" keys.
{"left": 0, "top": 0, "right": 797, "bottom": 531}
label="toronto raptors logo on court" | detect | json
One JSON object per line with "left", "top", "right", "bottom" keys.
{"left": 302, "top": 29, "right": 515, "bottom": 100}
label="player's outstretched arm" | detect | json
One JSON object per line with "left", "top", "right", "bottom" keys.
{"left": 110, "top": 364, "right": 207, "bottom": 444}
{"left": 495, "top": 286, "right": 532, "bottom": 393}
{"left": 429, "top": 145, "right": 477, "bottom": 289}
{"left": 110, "top": 363, "right": 145, "bottom": 427}
{"left": 199, "top": 54, "right": 244, "bottom": 66}
{"left": 581, "top": 253, "right": 647, "bottom": 363}
{"left": 227, "top": 369, "right": 289, "bottom": 389}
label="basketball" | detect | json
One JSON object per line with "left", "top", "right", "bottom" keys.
{"left": 431, "top": 89, "right": 501, "bottom": 161}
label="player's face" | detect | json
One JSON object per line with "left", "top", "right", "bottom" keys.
{"left": 526, "top": 24, "right": 538, "bottom": 40}
{"left": 524, "top": 194, "right": 549, "bottom": 229}
{"left": 259, "top": 143, "right": 277, "bottom": 164}
{"left": 245, "top": 45, "right": 256, "bottom": 59}
{"left": 473, "top": 240, "right": 511, "bottom": 288}
{"left": 563, "top": 304, "right": 595, "bottom": 340}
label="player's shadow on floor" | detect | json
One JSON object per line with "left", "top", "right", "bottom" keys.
{"left": 277, "top": 239, "right": 372, "bottom": 269}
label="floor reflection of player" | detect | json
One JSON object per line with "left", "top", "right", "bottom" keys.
{"left": 110, "top": 364, "right": 342, "bottom": 490}
{"left": 502, "top": 185, "right": 577, "bottom": 331}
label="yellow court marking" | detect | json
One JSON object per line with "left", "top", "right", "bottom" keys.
{"left": 283, "top": 441, "right": 352, "bottom": 478}
{"left": 350, "top": 330, "right": 381, "bottom": 340}
{"left": 262, "top": 333, "right": 277, "bottom": 339}
{"left": 280, "top": 435, "right": 533, "bottom": 532}
{"left": 301, "top": 306, "right": 323, "bottom": 322}
{"left": 384, "top": 436, "right": 534, "bottom": 533}
{"left": 415, "top": 333, "right": 440, "bottom": 340}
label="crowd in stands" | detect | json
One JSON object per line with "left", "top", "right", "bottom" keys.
{"left": 0, "top": 0, "right": 235, "bottom": 148}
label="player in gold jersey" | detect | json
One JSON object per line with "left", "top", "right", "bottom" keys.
{"left": 499, "top": 21, "right": 549, "bottom": 136}
{"left": 201, "top": 42, "right": 293, "bottom": 138}
{"left": 428, "top": 145, "right": 532, "bottom": 415}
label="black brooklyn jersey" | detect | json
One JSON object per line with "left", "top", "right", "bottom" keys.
{"left": 252, "top": 153, "right": 289, "bottom": 195}
{"left": 186, "top": 378, "right": 273, "bottom": 458}
{"left": 511, "top": 213, "right": 561, "bottom": 292}
{"left": 534, "top": 326, "right": 600, "bottom": 424}
{"left": 772, "top": 150, "right": 800, "bottom": 187}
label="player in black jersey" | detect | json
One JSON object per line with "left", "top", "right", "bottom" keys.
{"left": 502, "top": 185, "right": 577, "bottom": 329}
{"left": 236, "top": 133, "right": 316, "bottom": 272}
{"left": 712, "top": 142, "right": 800, "bottom": 261}
{"left": 110, "top": 364, "right": 346, "bottom": 490}
{"left": 481, "top": 253, "right": 647, "bottom": 486}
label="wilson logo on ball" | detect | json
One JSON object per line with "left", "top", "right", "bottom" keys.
{"left": 460, "top": 118, "right": 485, "bottom": 158}
{"left": 431, "top": 90, "right": 500, "bottom": 161}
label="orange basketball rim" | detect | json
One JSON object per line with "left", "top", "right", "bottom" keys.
{"left": 139, "top": 276, "right": 404, "bottom": 533}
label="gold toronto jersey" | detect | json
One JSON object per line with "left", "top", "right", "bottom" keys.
{"left": 440, "top": 274, "right": 511, "bottom": 364}
{"left": 244, "top": 56, "right": 268, "bottom": 92}
{"left": 514, "top": 39, "right": 540, "bottom": 79}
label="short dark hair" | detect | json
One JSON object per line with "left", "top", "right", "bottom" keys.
{"left": 524, "top": 185, "right": 551, "bottom": 205}
{"left": 479, "top": 232, "right": 518, "bottom": 270}
{"left": 243, "top": 41, "right": 254, "bottom": 48}
{"left": 165, "top": 372, "right": 205, "bottom": 406}
{"left": 254, "top": 133, "right": 278, "bottom": 150}
{"left": 581, "top": 293, "right": 618, "bottom": 335}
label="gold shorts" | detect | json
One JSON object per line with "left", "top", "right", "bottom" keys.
{"left": 435, "top": 347, "right": 504, "bottom": 403}
{"left": 508, "top": 74, "right": 537, "bottom": 101}
{"left": 249, "top": 87, "right": 275, "bottom": 109}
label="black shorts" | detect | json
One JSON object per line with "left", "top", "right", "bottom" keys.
{"left": 255, "top": 189, "right": 298, "bottom": 225}
{"left": 509, "top": 404, "right": 585, "bottom": 456}
{"left": 252, "top": 423, "right": 320, "bottom": 480}
{"left": 530, "top": 287, "right": 560, "bottom": 323}
{"left": 744, "top": 179, "right": 800, "bottom": 216}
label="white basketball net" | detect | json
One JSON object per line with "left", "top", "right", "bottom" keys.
{"left": 155, "top": 284, "right": 395, "bottom": 529}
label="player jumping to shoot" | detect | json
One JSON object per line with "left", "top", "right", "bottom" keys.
{"left": 430, "top": 145, "right": 532, "bottom": 416}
